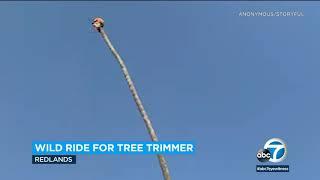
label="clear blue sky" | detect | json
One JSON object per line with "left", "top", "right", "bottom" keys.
{"left": 0, "top": 2, "right": 319, "bottom": 179}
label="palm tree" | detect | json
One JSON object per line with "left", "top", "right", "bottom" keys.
{"left": 92, "top": 18, "right": 171, "bottom": 180}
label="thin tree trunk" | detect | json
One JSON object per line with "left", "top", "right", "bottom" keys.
{"left": 98, "top": 28, "right": 171, "bottom": 180}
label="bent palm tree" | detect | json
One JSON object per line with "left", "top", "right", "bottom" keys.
{"left": 92, "top": 18, "right": 171, "bottom": 180}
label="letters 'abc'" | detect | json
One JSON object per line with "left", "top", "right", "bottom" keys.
{"left": 257, "top": 149, "right": 271, "bottom": 162}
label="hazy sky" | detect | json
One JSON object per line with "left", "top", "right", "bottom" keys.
{"left": 0, "top": 2, "right": 319, "bottom": 179}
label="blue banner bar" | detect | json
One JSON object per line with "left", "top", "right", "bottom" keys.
{"left": 32, "top": 141, "right": 195, "bottom": 155}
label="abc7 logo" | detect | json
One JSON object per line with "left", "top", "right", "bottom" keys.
{"left": 257, "top": 138, "right": 287, "bottom": 163}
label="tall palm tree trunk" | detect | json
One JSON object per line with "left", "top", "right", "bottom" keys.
{"left": 96, "top": 27, "right": 171, "bottom": 180}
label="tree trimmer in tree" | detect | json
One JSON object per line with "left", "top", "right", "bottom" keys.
{"left": 92, "top": 17, "right": 171, "bottom": 180}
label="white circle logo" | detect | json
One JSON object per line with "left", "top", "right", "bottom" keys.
{"left": 264, "top": 138, "right": 287, "bottom": 163}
